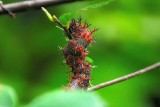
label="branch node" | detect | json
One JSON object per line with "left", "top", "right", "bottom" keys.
{"left": 0, "top": 2, "right": 16, "bottom": 18}
{"left": 52, "top": 15, "right": 72, "bottom": 39}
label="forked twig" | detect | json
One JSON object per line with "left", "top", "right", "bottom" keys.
{"left": 0, "top": 1, "right": 16, "bottom": 18}
{"left": 0, "top": 0, "right": 78, "bottom": 15}
{"left": 52, "top": 15, "right": 72, "bottom": 39}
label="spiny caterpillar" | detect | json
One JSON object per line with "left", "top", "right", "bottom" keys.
{"left": 63, "top": 18, "right": 97, "bottom": 90}
{"left": 41, "top": 7, "right": 97, "bottom": 90}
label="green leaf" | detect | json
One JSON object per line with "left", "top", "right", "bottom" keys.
{"left": 0, "top": 84, "right": 17, "bottom": 107}
{"left": 58, "top": 0, "right": 114, "bottom": 26}
{"left": 81, "top": 0, "right": 114, "bottom": 10}
{"left": 59, "top": 13, "right": 75, "bottom": 26}
{"left": 86, "top": 56, "right": 93, "bottom": 64}
{"left": 41, "top": 7, "right": 54, "bottom": 22}
{"left": 27, "top": 90, "right": 106, "bottom": 107}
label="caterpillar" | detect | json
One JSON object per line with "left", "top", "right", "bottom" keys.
{"left": 63, "top": 18, "right": 97, "bottom": 90}
{"left": 41, "top": 7, "right": 97, "bottom": 90}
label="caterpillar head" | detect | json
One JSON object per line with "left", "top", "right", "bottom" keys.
{"left": 68, "top": 18, "right": 96, "bottom": 44}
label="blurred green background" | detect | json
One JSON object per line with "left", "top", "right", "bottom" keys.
{"left": 0, "top": 0, "right": 160, "bottom": 107}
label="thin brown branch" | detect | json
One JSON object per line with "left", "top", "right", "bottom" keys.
{"left": 0, "top": 0, "right": 78, "bottom": 15}
{"left": 87, "top": 62, "right": 160, "bottom": 91}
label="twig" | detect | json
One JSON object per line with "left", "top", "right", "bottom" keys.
{"left": 0, "top": 0, "right": 78, "bottom": 15}
{"left": 87, "top": 62, "right": 160, "bottom": 91}
{"left": 41, "top": 7, "right": 72, "bottom": 39}
{"left": 0, "top": 1, "right": 16, "bottom": 18}
{"left": 52, "top": 15, "right": 72, "bottom": 39}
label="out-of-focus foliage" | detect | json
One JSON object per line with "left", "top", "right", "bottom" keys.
{"left": 81, "top": 0, "right": 113, "bottom": 10}
{"left": 27, "top": 90, "right": 106, "bottom": 107}
{"left": 0, "top": 0, "right": 160, "bottom": 107}
{"left": 0, "top": 84, "right": 17, "bottom": 107}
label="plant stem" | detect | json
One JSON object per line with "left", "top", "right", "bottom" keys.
{"left": 0, "top": 0, "right": 78, "bottom": 15}
{"left": 0, "top": 1, "right": 16, "bottom": 18}
{"left": 87, "top": 62, "right": 160, "bottom": 91}
{"left": 52, "top": 15, "right": 72, "bottom": 39}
